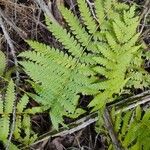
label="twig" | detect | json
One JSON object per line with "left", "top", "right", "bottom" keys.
{"left": 30, "top": 112, "right": 98, "bottom": 147}
{"left": 86, "top": 0, "right": 98, "bottom": 21}
{"left": 116, "top": 95, "right": 150, "bottom": 114}
{"left": 34, "top": 0, "right": 59, "bottom": 24}
{"left": 103, "top": 108, "right": 123, "bottom": 150}
{"left": 139, "top": 0, "right": 150, "bottom": 34}
{"left": 108, "top": 90, "right": 150, "bottom": 113}
{"left": 0, "top": 8, "right": 27, "bottom": 40}
{"left": 139, "top": 8, "right": 150, "bottom": 34}
{"left": 70, "top": 0, "right": 76, "bottom": 14}
{"left": 0, "top": 16, "right": 19, "bottom": 150}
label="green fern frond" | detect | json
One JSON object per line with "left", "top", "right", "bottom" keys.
{"left": 4, "top": 79, "right": 15, "bottom": 114}
{"left": 0, "top": 50, "right": 6, "bottom": 76}
{"left": 17, "top": 94, "right": 29, "bottom": 113}
{"left": 22, "top": 114, "right": 36, "bottom": 145}
{"left": 45, "top": 17, "right": 84, "bottom": 59}
{"left": 19, "top": 40, "right": 96, "bottom": 128}
{"left": 0, "top": 116, "right": 10, "bottom": 141}
{"left": 77, "top": 0, "right": 97, "bottom": 34}
{"left": 0, "top": 95, "right": 3, "bottom": 114}
{"left": 59, "top": 5, "right": 90, "bottom": 47}
{"left": 95, "top": 0, "right": 105, "bottom": 24}
{"left": 88, "top": 3, "right": 150, "bottom": 110}
{"left": 121, "top": 111, "right": 133, "bottom": 136}
{"left": 135, "top": 106, "right": 141, "bottom": 121}
{"left": 14, "top": 116, "right": 22, "bottom": 139}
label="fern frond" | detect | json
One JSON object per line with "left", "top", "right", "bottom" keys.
{"left": 135, "top": 106, "right": 141, "bottom": 121}
{"left": 121, "top": 111, "right": 133, "bottom": 136}
{"left": 4, "top": 79, "right": 15, "bottom": 114}
{"left": 59, "top": 5, "right": 91, "bottom": 47}
{"left": 45, "top": 17, "right": 84, "bottom": 59}
{"left": 14, "top": 116, "right": 22, "bottom": 139}
{"left": 0, "top": 50, "right": 6, "bottom": 76}
{"left": 114, "top": 112, "right": 122, "bottom": 133}
{"left": 77, "top": 0, "right": 97, "bottom": 34}
{"left": 0, "top": 95, "right": 3, "bottom": 114}
{"left": 22, "top": 114, "right": 32, "bottom": 144}
{"left": 19, "top": 40, "right": 95, "bottom": 128}
{"left": 95, "top": 0, "right": 105, "bottom": 24}
{"left": 0, "top": 115, "right": 10, "bottom": 141}
{"left": 17, "top": 94, "right": 29, "bottom": 113}
{"left": 18, "top": 0, "right": 150, "bottom": 132}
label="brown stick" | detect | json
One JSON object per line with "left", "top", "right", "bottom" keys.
{"left": 0, "top": 8, "right": 27, "bottom": 40}
{"left": 103, "top": 108, "right": 123, "bottom": 150}
{"left": 34, "top": 0, "right": 59, "bottom": 24}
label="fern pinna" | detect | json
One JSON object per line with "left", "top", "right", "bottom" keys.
{"left": 19, "top": 0, "right": 150, "bottom": 129}
{"left": 0, "top": 80, "right": 40, "bottom": 149}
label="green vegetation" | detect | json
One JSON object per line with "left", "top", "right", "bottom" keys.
{"left": 105, "top": 106, "right": 150, "bottom": 150}
{"left": 0, "top": 0, "right": 150, "bottom": 149}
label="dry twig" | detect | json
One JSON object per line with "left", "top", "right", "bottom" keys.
{"left": 103, "top": 108, "right": 123, "bottom": 150}
{"left": 0, "top": 8, "right": 27, "bottom": 39}
{"left": 34, "top": 0, "right": 59, "bottom": 24}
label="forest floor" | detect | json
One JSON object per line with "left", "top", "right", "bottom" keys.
{"left": 0, "top": 0, "right": 150, "bottom": 150}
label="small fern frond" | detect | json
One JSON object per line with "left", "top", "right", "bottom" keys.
{"left": 14, "top": 116, "right": 22, "bottom": 139}
{"left": 95, "top": 0, "right": 105, "bottom": 24}
{"left": 121, "top": 111, "right": 133, "bottom": 136}
{"left": 22, "top": 114, "right": 36, "bottom": 145}
{"left": 59, "top": 5, "right": 90, "bottom": 47}
{"left": 45, "top": 17, "right": 84, "bottom": 59}
{"left": 77, "top": 0, "right": 97, "bottom": 34}
{"left": 17, "top": 94, "right": 29, "bottom": 113}
{"left": 4, "top": 79, "right": 15, "bottom": 114}
{"left": 135, "top": 106, "right": 141, "bottom": 121}
{"left": 0, "top": 116, "right": 10, "bottom": 141}
{"left": 0, "top": 95, "right": 3, "bottom": 114}
{"left": 0, "top": 50, "right": 6, "bottom": 76}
